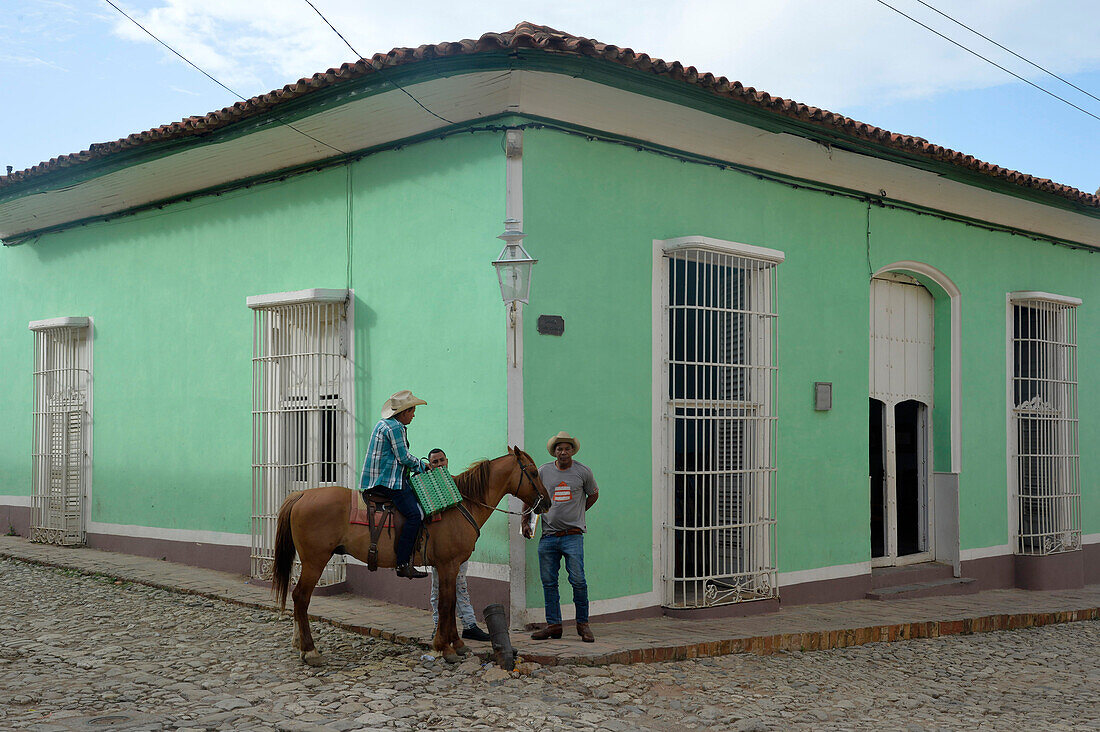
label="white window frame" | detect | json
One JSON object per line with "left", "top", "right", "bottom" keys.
{"left": 1006, "top": 291, "right": 1081, "bottom": 556}
{"left": 654, "top": 236, "right": 783, "bottom": 608}
{"left": 248, "top": 289, "right": 355, "bottom": 587}
{"left": 28, "top": 316, "right": 93, "bottom": 546}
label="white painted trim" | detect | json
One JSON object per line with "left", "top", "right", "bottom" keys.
{"left": 28, "top": 316, "right": 90, "bottom": 331}
{"left": 1082, "top": 533, "right": 1100, "bottom": 545}
{"left": 85, "top": 318, "right": 95, "bottom": 542}
{"left": 0, "top": 495, "right": 32, "bottom": 507}
{"left": 1009, "top": 291, "right": 1083, "bottom": 307}
{"left": 504, "top": 127, "right": 529, "bottom": 630}
{"left": 528, "top": 589, "right": 662, "bottom": 621}
{"left": 660, "top": 236, "right": 786, "bottom": 264}
{"left": 467, "top": 561, "right": 510, "bottom": 581}
{"left": 87, "top": 521, "right": 251, "bottom": 547}
{"left": 1005, "top": 294, "right": 1017, "bottom": 551}
{"left": 246, "top": 288, "right": 349, "bottom": 309}
{"left": 344, "top": 291, "right": 357, "bottom": 492}
{"left": 874, "top": 262, "right": 962, "bottom": 475}
{"left": 778, "top": 561, "right": 871, "bottom": 586}
{"left": 7, "top": 71, "right": 1100, "bottom": 248}
{"left": 651, "top": 240, "right": 667, "bottom": 606}
{"left": 960, "top": 544, "right": 1012, "bottom": 561}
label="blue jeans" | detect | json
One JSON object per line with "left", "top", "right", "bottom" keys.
{"left": 367, "top": 486, "right": 422, "bottom": 566}
{"left": 538, "top": 534, "right": 588, "bottom": 625}
{"left": 430, "top": 561, "right": 477, "bottom": 629}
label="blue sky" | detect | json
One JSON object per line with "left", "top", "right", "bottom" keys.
{"left": 3, "top": 0, "right": 1098, "bottom": 195}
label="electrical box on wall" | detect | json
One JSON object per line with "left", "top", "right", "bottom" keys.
{"left": 814, "top": 382, "right": 832, "bottom": 411}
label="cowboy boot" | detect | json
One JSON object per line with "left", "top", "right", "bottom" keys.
{"left": 530, "top": 623, "right": 562, "bottom": 640}
{"left": 576, "top": 622, "right": 595, "bottom": 643}
{"left": 396, "top": 563, "right": 428, "bottom": 579}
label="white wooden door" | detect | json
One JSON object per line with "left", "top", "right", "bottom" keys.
{"left": 870, "top": 274, "right": 934, "bottom": 566}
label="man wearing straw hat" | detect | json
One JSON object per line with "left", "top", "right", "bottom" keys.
{"left": 359, "top": 390, "right": 430, "bottom": 579}
{"left": 524, "top": 431, "right": 599, "bottom": 642}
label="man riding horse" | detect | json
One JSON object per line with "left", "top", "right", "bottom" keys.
{"left": 359, "top": 389, "right": 430, "bottom": 579}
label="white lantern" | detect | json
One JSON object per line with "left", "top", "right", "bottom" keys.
{"left": 492, "top": 218, "right": 537, "bottom": 305}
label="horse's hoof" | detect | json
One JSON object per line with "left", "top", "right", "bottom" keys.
{"left": 301, "top": 650, "right": 323, "bottom": 666}
{"left": 456, "top": 645, "right": 472, "bottom": 656}
{"left": 443, "top": 652, "right": 461, "bottom": 664}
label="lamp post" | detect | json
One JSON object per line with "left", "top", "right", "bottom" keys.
{"left": 493, "top": 215, "right": 536, "bottom": 629}
{"left": 492, "top": 218, "right": 537, "bottom": 366}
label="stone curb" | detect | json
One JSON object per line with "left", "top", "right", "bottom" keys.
{"left": 3, "top": 543, "right": 1098, "bottom": 668}
{"left": 518, "top": 607, "right": 1100, "bottom": 666}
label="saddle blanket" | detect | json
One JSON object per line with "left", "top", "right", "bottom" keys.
{"left": 350, "top": 491, "right": 393, "bottom": 527}
{"left": 350, "top": 491, "right": 443, "bottom": 526}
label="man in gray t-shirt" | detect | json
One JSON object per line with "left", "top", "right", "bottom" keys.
{"left": 523, "top": 431, "right": 599, "bottom": 642}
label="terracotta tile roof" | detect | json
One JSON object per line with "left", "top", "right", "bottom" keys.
{"left": 2, "top": 22, "right": 1096, "bottom": 209}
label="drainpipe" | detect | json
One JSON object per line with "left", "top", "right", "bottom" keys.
{"left": 504, "top": 129, "right": 527, "bottom": 630}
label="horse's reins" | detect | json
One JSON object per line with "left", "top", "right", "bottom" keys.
{"left": 461, "top": 453, "right": 548, "bottom": 518}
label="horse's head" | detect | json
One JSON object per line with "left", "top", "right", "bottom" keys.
{"left": 510, "top": 446, "right": 551, "bottom": 515}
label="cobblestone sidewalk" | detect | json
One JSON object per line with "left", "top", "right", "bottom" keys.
{"left": 2, "top": 536, "right": 1098, "bottom": 667}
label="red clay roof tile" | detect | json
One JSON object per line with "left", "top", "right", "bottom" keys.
{"left": 1, "top": 21, "right": 1096, "bottom": 210}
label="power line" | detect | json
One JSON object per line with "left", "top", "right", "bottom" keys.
{"left": 915, "top": 0, "right": 1100, "bottom": 106}
{"left": 102, "top": 0, "right": 346, "bottom": 155}
{"left": 300, "top": 0, "right": 456, "bottom": 125}
{"left": 875, "top": 0, "right": 1100, "bottom": 124}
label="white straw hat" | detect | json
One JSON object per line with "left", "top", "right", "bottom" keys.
{"left": 380, "top": 390, "right": 427, "bottom": 419}
{"left": 546, "top": 431, "right": 580, "bottom": 456}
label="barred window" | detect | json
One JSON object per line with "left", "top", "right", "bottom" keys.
{"left": 1010, "top": 292, "right": 1080, "bottom": 556}
{"left": 249, "top": 290, "right": 352, "bottom": 587}
{"left": 661, "top": 237, "right": 782, "bottom": 608}
{"left": 29, "top": 317, "right": 92, "bottom": 546}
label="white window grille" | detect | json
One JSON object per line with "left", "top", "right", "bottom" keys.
{"left": 1010, "top": 292, "right": 1080, "bottom": 556}
{"left": 29, "top": 317, "right": 92, "bottom": 546}
{"left": 249, "top": 290, "right": 352, "bottom": 587}
{"left": 662, "top": 238, "right": 782, "bottom": 608}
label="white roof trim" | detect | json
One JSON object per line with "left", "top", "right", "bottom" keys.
{"left": 246, "top": 288, "right": 349, "bottom": 309}
{"left": 28, "top": 316, "right": 90, "bottom": 331}
{"left": 1009, "top": 291, "right": 1082, "bottom": 307}
{"left": 659, "top": 235, "right": 786, "bottom": 264}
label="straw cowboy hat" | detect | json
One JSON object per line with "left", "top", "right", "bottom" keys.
{"left": 546, "top": 431, "right": 580, "bottom": 456}
{"left": 380, "top": 390, "right": 427, "bottom": 419}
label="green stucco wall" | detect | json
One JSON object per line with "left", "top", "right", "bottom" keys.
{"left": 3, "top": 120, "right": 1097, "bottom": 610}
{"left": 0, "top": 133, "right": 512, "bottom": 564}
{"left": 519, "top": 128, "right": 1098, "bottom": 607}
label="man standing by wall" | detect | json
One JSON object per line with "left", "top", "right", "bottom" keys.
{"left": 524, "top": 431, "right": 598, "bottom": 642}
{"left": 426, "top": 448, "right": 491, "bottom": 642}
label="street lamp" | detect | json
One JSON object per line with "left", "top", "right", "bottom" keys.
{"left": 492, "top": 218, "right": 537, "bottom": 366}
{"left": 492, "top": 218, "right": 537, "bottom": 308}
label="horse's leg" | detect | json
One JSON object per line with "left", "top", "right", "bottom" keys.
{"left": 292, "top": 559, "right": 326, "bottom": 666}
{"left": 432, "top": 560, "right": 462, "bottom": 664}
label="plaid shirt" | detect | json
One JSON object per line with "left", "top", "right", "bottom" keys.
{"left": 359, "top": 418, "right": 426, "bottom": 492}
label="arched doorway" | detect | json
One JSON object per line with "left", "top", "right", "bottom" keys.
{"left": 869, "top": 273, "right": 934, "bottom": 566}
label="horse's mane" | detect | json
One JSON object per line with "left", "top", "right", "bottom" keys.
{"left": 454, "top": 460, "right": 492, "bottom": 503}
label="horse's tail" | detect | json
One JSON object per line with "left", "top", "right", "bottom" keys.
{"left": 272, "top": 491, "right": 304, "bottom": 612}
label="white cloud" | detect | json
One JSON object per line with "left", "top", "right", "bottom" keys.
{"left": 105, "top": 0, "right": 1100, "bottom": 113}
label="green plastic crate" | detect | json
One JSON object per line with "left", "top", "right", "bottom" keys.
{"left": 410, "top": 467, "right": 462, "bottom": 515}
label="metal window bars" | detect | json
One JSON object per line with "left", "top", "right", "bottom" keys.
{"left": 251, "top": 300, "right": 350, "bottom": 586}
{"left": 665, "top": 248, "right": 778, "bottom": 607}
{"left": 30, "top": 325, "right": 90, "bottom": 546}
{"left": 1012, "top": 299, "right": 1080, "bottom": 555}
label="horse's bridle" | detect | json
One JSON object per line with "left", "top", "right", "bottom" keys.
{"left": 459, "top": 452, "right": 549, "bottom": 518}
{"left": 514, "top": 453, "right": 549, "bottom": 516}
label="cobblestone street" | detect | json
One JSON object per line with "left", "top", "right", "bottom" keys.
{"left": 2, "top": 558, "right": 1099, "bottom": 731}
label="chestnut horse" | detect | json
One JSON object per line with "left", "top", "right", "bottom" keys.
{"left": 271, "top": 447, "right": 550, "bottom": 665}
